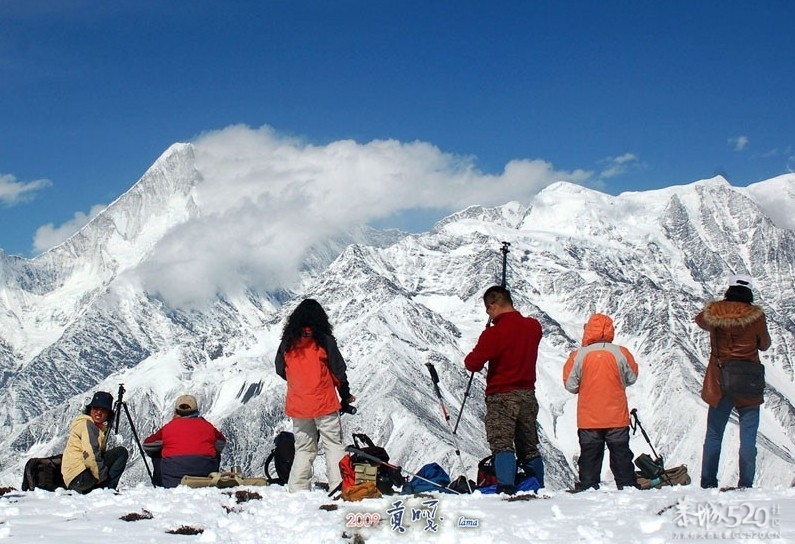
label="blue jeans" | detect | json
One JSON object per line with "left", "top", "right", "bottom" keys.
{"left": 700, "top": 396, "right": 759, "bottom": 488}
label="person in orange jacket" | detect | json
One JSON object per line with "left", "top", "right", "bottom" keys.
{"left": 563, "top": 313, "right": 639, "bottom": 491}
{"left": 275, "top": 298, "right": 355, "bottom": 493}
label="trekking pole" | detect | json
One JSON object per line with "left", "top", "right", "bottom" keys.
{"left": 426, "top": 362, "right": 473, "bottom": 493}
{"left": 453, "top": 373, "right": 475, "bottom": 435}
{"left": 453, "top": 241, "right": 510, "bottom": 435}
{"left": 344, "top": 446, "right": 461, "bottom": 494}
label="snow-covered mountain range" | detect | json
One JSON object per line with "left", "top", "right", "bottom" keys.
{"left": 1, "top": 143, "right": 794, "bottom": 490}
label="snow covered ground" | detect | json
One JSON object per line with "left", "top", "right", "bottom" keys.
{"left": 1, "top": 482, "right": 793, "bottom": 543}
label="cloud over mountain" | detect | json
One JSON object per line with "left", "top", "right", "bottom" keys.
{"left": 135, "top": 125, "right": 590, "bottom": 306}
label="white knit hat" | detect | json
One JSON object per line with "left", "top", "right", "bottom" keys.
{"left": 728, "top": 274, "right": 753, "bottom": 290}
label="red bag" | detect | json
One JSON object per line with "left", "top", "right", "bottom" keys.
{"left": 339, "top": 455, "right": 356, "bottom": 491}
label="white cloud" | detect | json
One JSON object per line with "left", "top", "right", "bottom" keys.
{"left": 0, "top": 173, "right": 51, "bottom": 205}
{"left": 598, "top": 153, "right": 641, "bottom": 179}
{"left": 729, "top": 135, "right": 749, "bottom": 151}
{"left": 32, "top": 204, "right": 106, "bottom": 254}
{"left": 133, "top": 125, "right": 593, "bottom": 306}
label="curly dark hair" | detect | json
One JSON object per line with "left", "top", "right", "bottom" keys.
{"left": 280, "top": 298, "right": 334, "bottom": 351}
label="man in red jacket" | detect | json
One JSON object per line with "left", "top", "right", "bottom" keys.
{"left": 563, "top": 313, "right": 639, "bottom": 491}
{"left": 143, "top": 395, "right": 227, "bottom": 488}
{"left": 465, "top": 285, "right": 544, "bottom": 494}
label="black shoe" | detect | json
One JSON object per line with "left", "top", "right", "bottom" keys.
{"left": 496, "top": 484, "right": 516, "bottom": 495}
{"left": 567, "top": 482, "right": 599, "bottom": 494}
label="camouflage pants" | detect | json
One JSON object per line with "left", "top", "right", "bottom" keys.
{"left": 485, "top": 389, "right": 540, "bottom": 462}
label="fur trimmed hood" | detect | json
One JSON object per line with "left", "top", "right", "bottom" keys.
{"left": 698, "top": 299, "right": 765, "bottom": 329}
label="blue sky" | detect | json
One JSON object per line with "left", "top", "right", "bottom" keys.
{"left": 1, "top": 0, "right": 793, "bottom": 258}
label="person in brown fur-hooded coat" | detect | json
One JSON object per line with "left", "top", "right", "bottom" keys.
{"left": 695, "top": 274, "right": 771, "bottom": 489}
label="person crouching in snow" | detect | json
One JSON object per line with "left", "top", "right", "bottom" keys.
{"left": 61, "top": 391, "right": 129, "bottom": 493}
{"left": 143, "top": 394, "right": 227, "bottom": 488}
{"left": 275, "top": 298, "right": 355, "bottom": 493}
{"left": 563, "top": 314, "right": 639, "bottom": 492}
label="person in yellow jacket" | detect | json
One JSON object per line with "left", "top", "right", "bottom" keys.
{"left": 61, "top": 391, "right": 129, "bottom": 493}
{"left": 563, "top": 313, "right": 639, "bottom": 491}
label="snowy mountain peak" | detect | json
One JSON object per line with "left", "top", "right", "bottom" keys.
{"left": 1, "top": 149, "right": 794, "bottom": 494}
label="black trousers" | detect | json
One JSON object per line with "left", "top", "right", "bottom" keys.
{"left": 578, "top": 427, "right": 636, "bottom": 489}
{"left": 68, "top": 446, "right": 129, "bottom": 494}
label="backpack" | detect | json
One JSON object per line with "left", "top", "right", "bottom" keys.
{"left": 634, "top": 453, "right": 691, "bottom": 489}
{"left": 401, "top": 462, "right": 453, "bottom": 494}
{"left": 21, "top": 455, "right": 65, "bottom": 492}
{"left": 264, "top": 431, "right": 294, "bottom": 485}
{"left": 343, "top": 433, "right": 404, "bottom": 495}
{"left": 476, "top": 455, "right": 498, "bottom": 488}
{"left": 636, "top": 465, "right": 691, "bottom": 489}
{"left": 341, "top": 481, "right": 382, "bottom": 502}
{"left": 448, "top": 474, "right": 477, "bottom": 494}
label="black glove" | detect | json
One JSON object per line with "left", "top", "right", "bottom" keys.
{"left": 338, "top": 383, "right": 351, "bottom": 403}
{"left": 340, "top": 392, "right": 357, "bottom": 414}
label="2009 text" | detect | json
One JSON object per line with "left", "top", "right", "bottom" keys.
{"left": 345, "top": 512, "right": 381, "bottom": 527}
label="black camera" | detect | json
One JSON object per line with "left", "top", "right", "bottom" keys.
{"left": 340, "top": 403, "right": 357, "bottom": 415}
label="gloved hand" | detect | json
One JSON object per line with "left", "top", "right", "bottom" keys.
{"left": 341, "top": 395, "right": 357, "bottom": 415}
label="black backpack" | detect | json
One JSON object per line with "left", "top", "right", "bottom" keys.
{"left": 476, "top": 455, "right": 527, "bottom": 488}
{"left": 265, "top": 431, "right": 294, "bottom": 485}
{"left": 21, "top": 455, "right": 66, "bottom": 491}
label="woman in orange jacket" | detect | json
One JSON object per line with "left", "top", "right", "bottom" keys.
{"left": 275, "top": 299, "right": 355, "bottom": 493}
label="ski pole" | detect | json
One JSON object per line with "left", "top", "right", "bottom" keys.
{"left": 426, "top": 362, "right": 473, "bottom": 493}
{"left": 344, "top": 446, "right": 461, "bottom": 494}
{"left": 452, "top": 373, "right": 475, "bottom": 434}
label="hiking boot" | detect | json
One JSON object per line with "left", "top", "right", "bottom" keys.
{"left": 720, "top": 485, "right": 748, "bottom": 492}
{"left": 493, "top": 451, "right": 517, "bottom": 489}
{"left": 496, "top": 484, "right": 516, "bottom": 496}
{"left": 567, "top": 482, "right": 599, "bottom": 494}
{"left": 520, "top": 456, "right": 545, "bottom": 488}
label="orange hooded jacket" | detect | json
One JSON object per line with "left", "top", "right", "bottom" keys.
{"left": 275, "top": 331, "right": 349, "bottom": 419}
{"left": 562, "top": 314, "right": 638, "bottom": 429}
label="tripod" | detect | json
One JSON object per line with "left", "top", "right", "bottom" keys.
{"left": 630, "top": 408, "right": 672, "bottom": 485}
{"left": 112, "top": 384, "right": 155, "bottom": 486}
{"left": 453, "top": 241, "right": 510, "bottom": 434}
